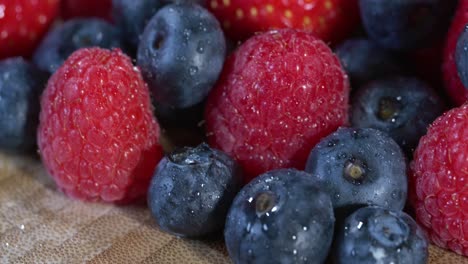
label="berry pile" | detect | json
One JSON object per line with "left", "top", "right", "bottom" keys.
{"left": 1, "top": 0, "right": 468, "bottom": 262}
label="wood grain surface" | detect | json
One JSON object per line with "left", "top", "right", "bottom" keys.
{"left": 1, "top": 151, "right": 467, "bottom": 264}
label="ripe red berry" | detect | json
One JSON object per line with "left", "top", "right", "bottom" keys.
{"left": 442, "top": 0, "right": 468, "bottom": 106}
{"left": 207, "top": 0, "right": 360, "bottom": 44}
{"left": 205, "top": 29, "right": 350, "bottom": 182}
{"left": 60, "top": 0, "right": 112, "bottom": 21}
{"left": 0, "top": 0, "right": 60, "bottom": 59}
{"left": 410, "top": 104, "right": 468, "bottom": 256}
{"left": 38, "top": 48, "right": 163, "bottom": 203}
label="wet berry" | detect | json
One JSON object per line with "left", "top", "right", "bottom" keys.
{"left": 305, "top": 127, "right": 408, "bottom": 213}
{"left": 225, "top": 169, "right": 335, "bottom": 264}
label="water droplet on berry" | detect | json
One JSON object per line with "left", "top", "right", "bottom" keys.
{"left": 262, "top": 224, "right": 268, "bottom": 231}
{"left": 292, "top": 235, "right": 297, "bottom": 240}
{"left": 246, "top": 222, "right": 252, "bottom": 233}
{"left": 197, "top": 41, "right": 205, "bottom": 53}
{"left": 357, "top": 221, "right": 364, "bottom": 230}
{"left": 293, "top": 249, "right": 297, "bottom": 255}
{"left": 189, "top": 66, "right": 198, "bottom": 76}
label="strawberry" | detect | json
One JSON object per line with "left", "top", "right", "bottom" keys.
{"left": 207, "top": 0, "right": 360, "bottom": 44}
{"left": 60, "top": 0, "right": 113, "bottom": 21}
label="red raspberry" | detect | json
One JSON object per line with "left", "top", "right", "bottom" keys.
{"left": 410, "top": 104, "right": 468, "bottom": 256}
{"left": 60, "top": 0, "right": 112, "bottom": 21}
{"left": 208, "top": 0, "right": 360, "bottom": 44}
{"left": 0, "top": 0, "right": 59, "bottom": 59}
{"left": 38, "top": 48, "right": 163, "bottom": 203}
{"left": 205, "top": 29, "right": 349, "bottom": 182}
{"left": 442, "top": 0, "right": 468, "bottom": 106}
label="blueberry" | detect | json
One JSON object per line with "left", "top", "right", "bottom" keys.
{"left": 112, "top": 0, "right": 164, "bottom": 49}
{"left": 456, "top": 25, "right": 468, "bottom": 89}
{"left": 137, "top": 3, "right": 226, "bottom": 109}
{"left": 155, "top": 100, "right": 205, "bottom": 126}
{"left": 359, "top": 0, "right": 456, "bottom": 50}
{"left": 33, "top": 19, "right": 123, "bottom": 74}
{"left": 334, "top": 206, "right": 428, "bottom": 264}
{"left": 305, "top": 127, "right": 407, "bottom": 213}
{"left": 334, "top": 38, "right": 405, "bottom": 88}
{"left": 351, "top": 77, "right": 445, "bottom": 156}
{"left": 225, "top": 169, "right": 335, "bottom": 264}
{"left": 147, "top": 143, "right": 242, "bottom": 237}
{"left": 0, "top": 58, "right": 48, "bottom": 152}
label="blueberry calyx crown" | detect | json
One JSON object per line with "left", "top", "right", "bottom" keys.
{"left": 254, "top": 191, "right": 277, "bottom": 217}
{"left": 152, "top": 31, "right": 165, "bottom": 50}
{"left": 343, "top": 158, "right": 368, "bottom": 184}
{"left": 377, "top": 96, "right": 402, "bottom": 122}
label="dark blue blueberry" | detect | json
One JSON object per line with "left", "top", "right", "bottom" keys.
{"left": 359, "top": 0, "right": 456, "bottom": 50}
{"left": 334, "top": 38, "right": 405, "bottom": 87}
{"left": 305, "top": 127, "right": 407, "bottom": 213}
{"left": 351, "top": 77, "right": 445, "bottom": 156}
{"left": 0, "top": 58, "right": 48, "bottom": 152}
{"left": 112, "top": 0, "right": 164, "bottom": 49}
{"left": 147, "top": 143, "right": 242, "bottom": 237}
{"left": 154, "top": 100, "right": 205, "bottom": 126}
{"left": 225, "top": 169, "right": 335, "bottom": 264}
{"left": 456, "top": 25, "right": 468, "bottom": 89}
{"left": 334, "top": 206, "right": 428, "bottom": 264}
{"left": 137, "top": 3, "right": 226, "bottom": 109}
{"left": 33, "top": 19, "right": 123, "bottom": 74}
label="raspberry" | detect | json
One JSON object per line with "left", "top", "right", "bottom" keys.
{"left": 0, "top": 0, "right": 60, "bottom": 59}
{"left": 205, "top": 29, "right": 350, "bottom": 182}
{"left": 410, "top": 104, "right": 468, "bottom": 256}
{"left": 38, "top": 48, "right": 163, "bottom": 203}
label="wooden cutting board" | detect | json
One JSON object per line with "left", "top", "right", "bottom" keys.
{"left": 1, "top": 152, "right": 467, "bottom": 264}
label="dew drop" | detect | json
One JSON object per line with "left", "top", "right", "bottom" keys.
{"left": 197, "top": 41, "right": 205, "bottom": 53}
{"left": 189, "top": 66, "right": 198, "bottom": 76}
{"left": 357, "top": 221, "right": 363, "bottom": 230}
{"left": 246, "top": 222, "right": 252, "bottom": 233}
